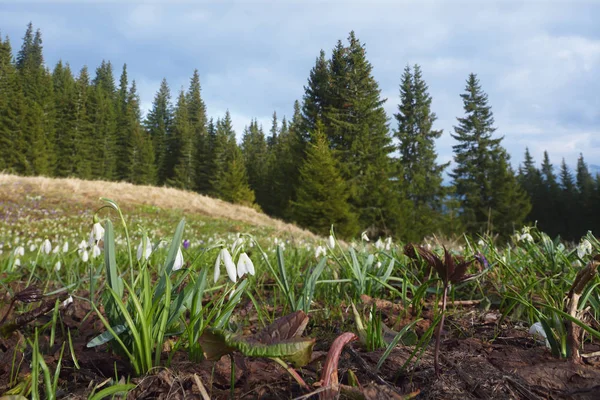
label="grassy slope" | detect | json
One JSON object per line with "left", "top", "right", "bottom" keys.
{"left": 0, "top": 173, "right": 316, "bottom": 240}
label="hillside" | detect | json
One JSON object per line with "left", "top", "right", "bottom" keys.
{"left": 0, "top": 173, "right": 316, "bottom": 239}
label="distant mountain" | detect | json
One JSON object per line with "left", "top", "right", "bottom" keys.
{"left": 589, "top": 164, "right": 600, "bottom": 177}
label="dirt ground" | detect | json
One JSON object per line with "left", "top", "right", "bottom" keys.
{"left": 1, "top": 293, "right": 600, "bottom": 400}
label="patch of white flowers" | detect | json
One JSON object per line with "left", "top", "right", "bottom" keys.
{"left": 576, "top": 239, "right": 592, "bottom": 259}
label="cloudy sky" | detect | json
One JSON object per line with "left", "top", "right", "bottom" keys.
{"left": 1, "top": 0, "right": 599, "bottom": 172}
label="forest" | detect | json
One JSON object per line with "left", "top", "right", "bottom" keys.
{"left": 1, "top": 23, "right": 598, "bottom": 241}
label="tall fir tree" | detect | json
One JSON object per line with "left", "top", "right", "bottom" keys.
{"left": 450, "top": 73, "right": 530, "bottom": 237}
{"left": 324, "top": 32, "right": 396, "bottom": 236}
{"left": 17, "top": 24, "right": 55, "bottom": 175}
{"left": 292, "top": 121, "right": 358, "bottom": 237}
{"left": 52, "top": 61, "right": 78, "bottom": 177}
{"left": 559, "top": 158, "right": 576, "bottom": 238}
{"left": 517, "top": 148, "right": 544, "bottom": 227}
{"left": 127, "top": 81, "right": 156, "bottom": 185}
{"left": 241, "top": 119, "right": 268, "bottom": 209}
{"left": 169, "top": 90, "right": 194, "bottom": 189}
{"left": 0, "top": 34, "right": 27, "bottom": 173}
{"left": 301, "top": 50, "right": 330, "bottom": 139}
{"left": 144, "top": 78, "right": 173, "bottom": 185}
{"left": 185, "top": 70, "right": 209, "bottom": 192}
{"left": 394, "top": 64, "right": 448, "bottom": 240}
{"left": 72, "top": 66, "right": 93, "bottom": 178}
{"left": 211, "top": 112, "right": 255, "bottom": 205}
{"left": 575, "top": 154, "right": 595, "bottom": 235}
{"left": 115, "top": 64, "right": 132, "bottom": 180}
{"left": 90, "top": 60, "right": 117, "bottom": 179}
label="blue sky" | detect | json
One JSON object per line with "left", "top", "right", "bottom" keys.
{"left": 1, "top": 0, "right": 599, "bottom": 172}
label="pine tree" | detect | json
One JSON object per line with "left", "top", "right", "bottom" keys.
{"left": 539, "top": 151, "right": 561, "bottom": 237}
{"left": 394, "top": 64, "right": 449, "bottom": 239}
{"left": 127, "top": 81, "right": 156, "bottom": 185}
{"left": 52, "top": 61, "right": 78, "bottom": 177}
{"left": 211, "top": 112, "right": 255, "bottom": 205}
{"left": 517, "top": 148, "right": 544, "bottom": 226}
{"left": 186, "top": 70, "right": 208, "bottom": 192}
{"left": 0, "top": 35, "right": 27, "bottom": 173}
{"left": 169, "top": 90, "right": 194, "bottom": 189}
{"left": 292, "top": 121, "right": 358, "bottom": 237}
{"left": 575, "top": 154, "right": 595, "bottom": 235}
{"left": 241, "top": 119, "right": 268, "bottom": 209}
{"left": 89, "top": 60, "right": 117, "bottom": 179}
{"left": 17, "top": 24, "right": 55, "bottom": 175}
{"left": 324, "top": 32, "right": 396, "bottom": 235}
{"left": 115, "top": 64, "right": 131, "bottom": 180}
{"left": 72, "top": 66, "right": 93, "bottom": 178}
{"left": 301, "top": 50, "right": 330, "bottom": 139}
{"left": 144, "top": 78, "right": 172, "bottom": 184}
{"left": 559, "top": 159, "right": 576, "bottom": 239}
{"left": 450, "top": 73, "right": 530, "bottom": 237}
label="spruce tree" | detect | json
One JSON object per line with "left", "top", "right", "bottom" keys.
{"left": 559, "top": 159, "right": 576, "bottom": 239}
{"left": 0, "top": 35, "right": 27, "bottom": 173}
{"left": 241, "top": 119, "right": 268, "bottom": 208}
{"left": 90, "top": 60, "right": 117, "bottom": 179}
{"left": 144, "top": 78, "right": 172, "bottom": 184}
{"left": 450, "top": 73, "right": 530, "bottom": 237}
{"left": 517, "top": 148, "right": 544, "bottom": 226}
{"left": 72, "top": 66, "right": 93, "bottom": 178}
{"left": 324, "top": 32, "right": 396, "bottom": 235}
{"left": 301, "top": 50, "right": 330, "bottom": 138}
{"left": 52, "top": 61, "right": 78, "bottom": 177}
{"left": 115, "top": 64, "right": 131, "bottom": 180}
{"left": 127, "top": 81, "right": 156, "bottom": 185}
{"left": 211, "top": 112, "right": 255, "bottom": 205}
{"left": 185, "top": 70, "right": 209, "bottom": 192}
{"left": 195, "top": 118, "right": 216, "bottom": 194}
{"left": 394, "top": 64, "right": 448, "bottom": 240}
{"left": 292, "top": 121, "right": 358, "bottom": 237}
{"left": 575, "top": 154, "right": 595, "bottom": 235}
{"left": 539, "top": 151, "right": 561, "bottom": 237}
{"left": 169, "top": 90, "right": 194, "bottom": 189}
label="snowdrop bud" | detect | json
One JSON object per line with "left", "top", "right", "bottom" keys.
{"left": 30, "top": 244, "right": 37, "bottom": 252}
{"left": 42, "top": 239, "right": 52, "bottom": 255}
{"left": 80, "top": 250, "right": 89, "bottom": 263}
{"left": 361, "top": 231, "right": 369, "bottom": 242}
{"left": 328, "top": 235, "right": 335, "bottom": 249}
{"left": 62, "top": 241, "right": 69, "bottom": 253}
{"left": 137, "top": 237, "right": 153, "bottom": 261}
{"left": 14, "top": 246, "right": 25, "bottom": 257}
{"left": 214, "top": 251, "right": 222, "bottom": 283}
{"left": 52, "top": 245, "right": 59, "bottom": 254}
{"left": 54, "top": 261, "right": 61, "bottom": 271}
{"left": 91, "top": 244, "right": 102, "bottom": 258}
{"left": 14, "top": 258, "right": 21, "bottom": 267}
{"left": 529, "top": 322, "right": 550, "bottom": 348}
{"left": 172, "top": 247, "right": 184, "bottom": 271}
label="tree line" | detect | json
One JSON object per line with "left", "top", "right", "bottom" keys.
{"left": 1, "top": 24, "right": 598, "bottom": 241}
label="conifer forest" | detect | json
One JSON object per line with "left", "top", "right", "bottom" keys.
{"left": 2, "top": 24, "right": 597, "bottom": 242}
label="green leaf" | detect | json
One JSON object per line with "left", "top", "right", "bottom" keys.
{"left": 88, "top": 383, "right": 136, "bottom": 400}
{"left": 104, "top": 220, "right": 123, "bottom": 298}
{"left": 86, "top": 324, "right": 127, "bottom": 347}
{"left": 154, "top": 219, "right": 185, "bottom": 302}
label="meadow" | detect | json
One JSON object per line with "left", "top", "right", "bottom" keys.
{"left": 1, "top": 174, "right": 600, "bottom": 400}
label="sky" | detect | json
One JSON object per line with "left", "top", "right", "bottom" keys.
{"left": 1, "top": 0, "right": 599, "bottom": 173}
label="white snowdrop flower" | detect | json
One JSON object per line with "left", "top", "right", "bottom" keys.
{"left": 237, "top": 252, "right": 255, "bottom": 278}
{"left": 62, "top": 296, "right": 73, "bottom": 307}
{"left": 91, "top": 244, "right": 102, "bottom": 258}
{"left": 78, "top": 240, "right": 87, "bottom": 250}
{"left": 375, "top": 238, "right": 384, "bottom": 250}
{"left": 315, "top": 245, "right": 327, "bottom": 259}
{"left": 52, "top": 245, "right": 59, "bottom": 254}
{"left": 274, "top": 238, "right": 279, "bottom": 245}
{"left": 519, "top": 233, "right": 533, "bottom": 243}
{"left": 136, "top": 237, "right": 153, "bottom": 261}
{"left": 385, "top": 237, "right": 392, "bottom": 251}
{"left": 172, "top": 247, "right": 184, "bottom": 271}
{"left": 54, "top": 261, "right": 61, "bottom": 272}
{"left": 62, "top": 241, "right": 69, "bottom": 253}
{"left": 529, "top": 322, "right": 550, "bottom": 348}
{"left": 577, "top": 239, "right": 592, "bottom": 259}
{"left": 14, "top": 246, "right": 25, "bottom": 257}
{"left": 328, "top": 235, "right": 335, "bottom": 249}
{"left": 29, "top": 244, "right": 37, "bottom": 252}
{"left": 14, "top": 258, "right": 21, "bottom": 267}
{"left": 89, "top": 222, "right": 104, "bottom": 246}
{"left": 41, "top": 239, "right": 52, "bottom": 255}
{"left": 14, "top": 237, "right": 20, "bottom": 244}
{"left": 214, "top": 248, "right": 236, "bottom": 283}
{"left": 361, "top": 231, "right": 370, "bottom": 242}
{"left": 477, "top": 239, "right": 485, "bottom": 247}
{"left": 376, "top": 261, "right": 382, "bottom": 268}
{"left": 80, "top": 249, "right": 89, "bottom": 263}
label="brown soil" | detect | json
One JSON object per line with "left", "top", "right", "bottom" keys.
{"left": 1, "top": 294, "right": 599, "bottom": 400}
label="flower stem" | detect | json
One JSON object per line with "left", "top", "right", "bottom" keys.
{"left": 434, "top": 283, "right": 448, "bottom": 376}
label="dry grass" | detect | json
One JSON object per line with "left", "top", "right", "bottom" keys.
{"left": 0, "top": 173, "right": 316, "bottom": 239}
